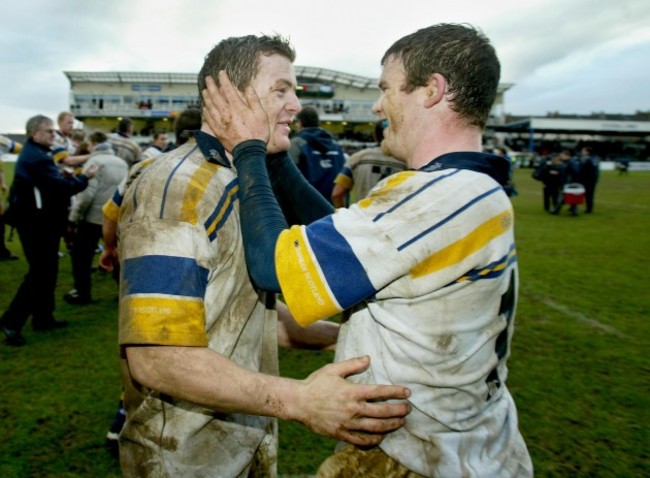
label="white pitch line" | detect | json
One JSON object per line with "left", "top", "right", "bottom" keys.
{"left": 534, "top": 295, "right": 628, "bottom": 338}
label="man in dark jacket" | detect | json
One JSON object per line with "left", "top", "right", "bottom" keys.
{"left": 534, "top": 150, "right": 569, "bottom": 212}
{"left": 579, "top": 146, "right": 600, "bottom": 213}
{"left": 288, "top": 106, "right": 345, "bottom": 203}
{"left": 1, "top": 115, "right": 97, "bottom": 346}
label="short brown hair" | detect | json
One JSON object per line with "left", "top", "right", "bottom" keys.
{"left": 198, "top": 34, "right": 295, "bottom": 110}
{"left": 382, "top": 23, "right": 500, "bottom": 130}
{"left": 296, "top": 106, "right": 320, "bottom": 128}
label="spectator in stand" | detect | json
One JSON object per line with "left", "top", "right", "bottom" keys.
{"left": 141, "top": 129, "right": 169, "bottom": 161}
{"left": 579, "top": 146, "right": 600, "bottom": 213}
{"left": 108, "top": 117, "right": 142, "bottom": 167}
{"left": 0, "top": 115, "right": 97, "bottom": 346}
{"left": 64, "top": 131, "right": 128, "bottom": 305}
{"left": 332, "top": 119, "right": 406, "bottom": 207}
{"left": 288, "top": 105, "right": 345, "bottom": 204}
{"left": 0, "top": 135, "right": 22, "bottom": 261}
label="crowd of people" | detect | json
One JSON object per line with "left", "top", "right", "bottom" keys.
{"left": 533, "top": 146, "right": 601, "bottom": 216}
{"left": 0, "top": 23, "right": 541, "bottom": 477}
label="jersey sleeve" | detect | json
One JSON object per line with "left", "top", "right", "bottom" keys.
{"left": 276, "top": 169, "right": 515, "bottom": 326}
{"left": 118, "top": 219, "right": 210, "bottom": 346}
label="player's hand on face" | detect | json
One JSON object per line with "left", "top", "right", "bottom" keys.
{"left": 296, "top": 355, "right": 411, "bottom": 446}
{"left": 202, "top": 71, "right": 270, "bottom": 152}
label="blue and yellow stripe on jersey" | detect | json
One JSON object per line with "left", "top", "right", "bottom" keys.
{"left": 410, "top": 207, "right": 513, "bottom": 278}
{"left": 276, "top": 216, "right": 376, "bottom": 327}
{"left": 452, "top": 244, "right": 517, "bottom": 285}
{"left": 205, "top": 179, "right": 238, "bottom": 242}
{"left": 333, "top": 166, "right": 353, "bottom": 189}
{"left": 357, "top": 170, "right": 416, "bottom": 209}
{"left": 121, "top": 254, "right": 209, "bottom": 346}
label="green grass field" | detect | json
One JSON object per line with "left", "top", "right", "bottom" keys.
{"left": 1, "top": 162, "right": 648, "bottom": 477}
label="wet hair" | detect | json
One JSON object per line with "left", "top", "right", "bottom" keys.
{"left": 198, "top": 34, "right": 295, "bottom": 109}
{"left": 25, "top": 115, "right": 53, "bottom": 137}
{"left": 381, "top": 23, "right": 500, "bottom": 130}
{"left": 295, "top": 105, "right": 320, "bottom": 128}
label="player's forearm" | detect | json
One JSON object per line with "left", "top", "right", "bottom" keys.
{"left": 102, "top": 216, "right": 118, "bottom": 248}
{"left": 125, "top": 345, "right": 300, "bottom": 419}
{"left": 126, "top": 345, "right": 411, "bottom": 445}
{"left": 232, "top": 140, "right": 286, "bottom": 291}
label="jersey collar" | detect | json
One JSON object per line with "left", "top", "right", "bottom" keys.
{"left": 420, "top": 151, "right": 511, "bottom": 186}
{"left": 190, "top": 130, "right": 230, "bottom": 168}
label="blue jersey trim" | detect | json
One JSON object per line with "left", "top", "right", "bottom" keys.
{"left": 123, "top": 255, "right": 209, "bottom": 298}
{"left": 159, "top": 154, "right": 190, "bottom": 219}
{"left": 306, "top": 216, "right": 375, "bottom": 308}
{"left": 204, "top": 178, "right": 239, "bottom": 242}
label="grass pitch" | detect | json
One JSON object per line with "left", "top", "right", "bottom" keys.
{"left": 0, "top": 162, "right": 648, "bottom": 477}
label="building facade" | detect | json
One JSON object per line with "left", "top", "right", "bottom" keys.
{"left": 65, "top": 68, "right": 512, "bottom": 146}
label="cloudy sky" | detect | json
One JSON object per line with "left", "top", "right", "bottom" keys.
{"left": 1, "top": 0, "right": 648, "bottom": 133}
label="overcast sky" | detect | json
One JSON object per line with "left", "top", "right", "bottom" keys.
{"left": 1, "top": 0, "right": 648, "bottom": 133}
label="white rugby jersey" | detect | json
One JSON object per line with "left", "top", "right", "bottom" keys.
{"left": 334, "top": 146, "right": 406, "bottom": 202}
{"left": 276, "top": 153, "right": 533, "bottom": 477}
{"left": 117, "top": 131, "right": 277, "bottom": 477}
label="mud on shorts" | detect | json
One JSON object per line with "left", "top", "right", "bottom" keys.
{"left": 316, "top": 444, "right": 425, "bottom": 478}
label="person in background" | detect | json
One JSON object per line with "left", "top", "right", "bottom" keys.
{"left": 493, "top": 147, "right": 518, "bottom": 197}
{"left": 0, "top": 135, "right": 22, "bottom": 260}
{"left": 552, "top": 151, "right": 582, "bottom": 216}
{"left": 108, "top": 117, "right": 141, "bottom": 167}
{"left": 53, "top": 112, "right": 90, "bottom": 169}
{"left": 534, "top": 150, "right": 568, "bottom": 213}
{"left": 579, "top": 146, "right": 600, "bottom": 213}
{"left": 54, "top": 111, "right": 77, "bottom": 154}
{"left": 0, "top": 115, "right": 97, "bottom": 347}
{"left": 616, "top": 156, "right": 630, "bottom": 175}
{"left": 332, "top": 119, "right": 405, "bottom": 207}
{"left": 288, "top": 105, "right": 345, "bottom": 204}
{"left": 203, "top": 22, "right": 533, "bottom": 477}
{"left": 140, "top": 129, "right": 169, "bottom": 161}
{"left": 116, "top": 35, "right": 410, "bottom": 477}
{"left": 64, "top": 131, "right": 127, "bottom": 305}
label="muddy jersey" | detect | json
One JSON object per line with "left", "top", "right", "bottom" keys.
{"left": 276, "top": 152, "right": 532, "bottom": 477}
{"left": 334, "top": 146, "right": 406, "bottom": 202}
{"left": 118, "top": 131, "right": 278, "bottom": 477}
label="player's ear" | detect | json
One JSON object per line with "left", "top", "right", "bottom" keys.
{"left": 423, "top": 73, "right": 446, "bottom": 108}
